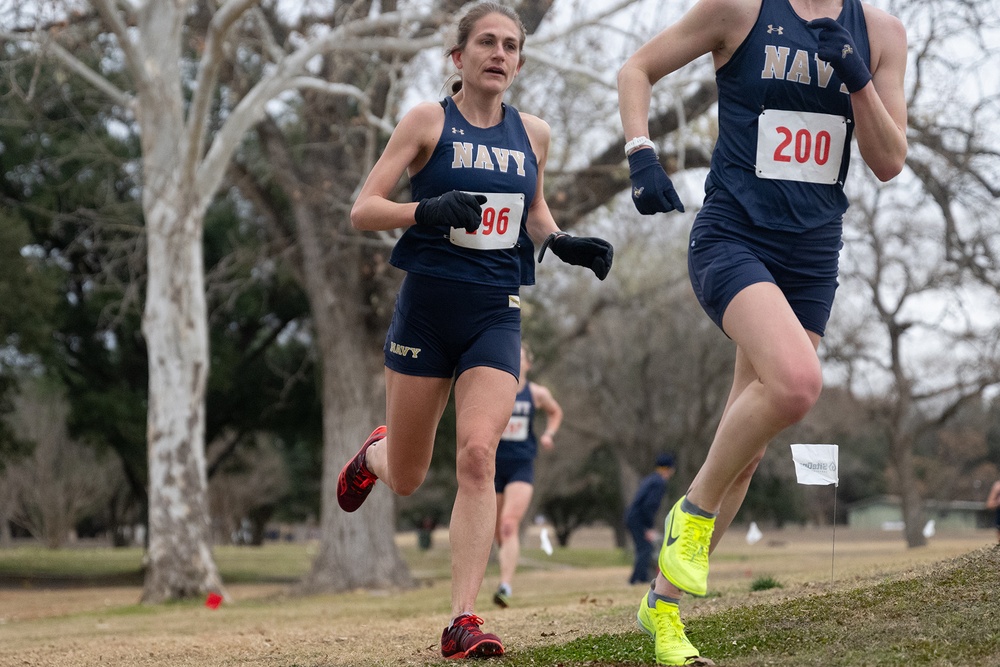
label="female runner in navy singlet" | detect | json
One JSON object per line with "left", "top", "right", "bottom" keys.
{"left": 491, "top": 344, "right": 563, "bottom": 609}
{"left": 336, "top": 2, "right": 613, "bottom": 660}
{"left": 617, "top": 0, "right": 908, "bottom": 664}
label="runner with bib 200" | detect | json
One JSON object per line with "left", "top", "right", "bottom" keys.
{"left": 337, "top": 2, "right": 613, "bottom": 660}
{"left": 617, "top": 0, "right": 908, "bottom": 664}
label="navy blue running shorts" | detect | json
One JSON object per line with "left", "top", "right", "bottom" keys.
{"left": 494, "top": 457, "right": 535, "bottom": 492}
{"left": 687, "top": 188, "right": 843, "bottom": 337}
{"left": 384, "top": 273, "right": 521, "bottom": 380}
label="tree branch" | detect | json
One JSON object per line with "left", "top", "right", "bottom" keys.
{"left": 522, "top": 46, "right": 616, "bottom": 89}
{"left": 287, "top": 77, "right": 397, "bottom": 134}
{"left": 1, "top": 30, "right": 133, "bottom": 109}
{"left": 526, "top": 0, "right": 643, "bottom": 47}
{"left": 186, "top": 0, "right": 258, "bottom": 180}
{"left": 90, "top": 0, "right": 146, "bottom": 92}
{"left": 196, "top": 25, "right": 439, "bottom": 206}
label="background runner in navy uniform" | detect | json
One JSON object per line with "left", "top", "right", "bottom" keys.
{"left": 337, "top": 2, "right": 613, "bottom": 660}
{"left": 491, "top": 345, "right": 563, "bottom": 608}
{"left": 618, "top": 0, "right": 907, "bottom": 664}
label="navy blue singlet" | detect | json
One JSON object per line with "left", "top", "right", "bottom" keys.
{"left": 390, "top": 97, "right": 539, "bottom": 288}
{"left": 706, "top": 0, "right": 870, "bottom": 231}
{"left": 497, "top": 382, "right": 537, "bottom": 461}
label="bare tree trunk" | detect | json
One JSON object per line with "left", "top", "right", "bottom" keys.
{"left": 891, "top": 431, "right": 927, "bottom": 548}
{"left": 255, "top": 120, "right": 412, "bottom": 590}
{"left": 306, "top": 328, "right": 413, "bottom": 590}
{"left": 134, "top": 0, "right": 222, "bottom": 602}
{"left": 300, "top": 212, "right": 412, "bottom": 591}
{"left": 141, "top": 196, "right": 224, "bottom": 601}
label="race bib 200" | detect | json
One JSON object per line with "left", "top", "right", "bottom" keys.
{"left": 755, "top": 109, "right": 847, "bottom": 185}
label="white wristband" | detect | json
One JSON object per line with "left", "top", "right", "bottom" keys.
{"left": 624, "top": 136, "right": 656, "bottom": 156}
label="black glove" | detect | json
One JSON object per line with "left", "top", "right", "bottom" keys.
{"left": 414, "top": 191, "right": 488, "bottom": 233}
{"left": 627, "top": 149, "right": 685, "bottom": 215}
{"left": 538, "top": 232, "right": 614, "bottom": 281}
{"left": 807, "top": 17, "right": 871, "bottom": 93}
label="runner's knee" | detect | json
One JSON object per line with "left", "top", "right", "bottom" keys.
{"left": 456, "top": 441, "right": 496, "bottom": 490}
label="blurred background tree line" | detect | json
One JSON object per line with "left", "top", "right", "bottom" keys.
{"left": 0, "top": 0, "right": 998, "bottom": 598}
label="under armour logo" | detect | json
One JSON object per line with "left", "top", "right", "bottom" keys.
{"left": 767, "top": 24, "right": 783, "bottom": 34}
{"left": 841, "top": 44, "right": 854, "bottom": 58}
{"left": 451, "top": 127, "right": 464, "bottom": 135}
{"left": 632, "top": 186, "right": 644, "bottom": 199}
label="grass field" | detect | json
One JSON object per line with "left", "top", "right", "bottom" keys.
{"left": 0, "top": 525, "right": 997, "bottom": 666}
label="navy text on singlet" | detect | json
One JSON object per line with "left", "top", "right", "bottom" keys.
{"left": 706, "top": 0, "right": 870, "bottom": 231}
{"left": 390, "top": 97, "right": 539, "bottom": 287}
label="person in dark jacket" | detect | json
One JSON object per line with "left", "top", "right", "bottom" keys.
{"left": 625, "top": 454, "right": 676, "bottom": 585}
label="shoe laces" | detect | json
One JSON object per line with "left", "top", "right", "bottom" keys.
{"left": 679, "top": 519, "right": 712, "bottom": 566}
{"left": 454, "top": 613, "right": 485, "bottom": 630}
{"left": 345, "top": 453, "right": 376, "bottom": 490}
{"left": 653, "top": 603, "right": 688, "bottom": 642}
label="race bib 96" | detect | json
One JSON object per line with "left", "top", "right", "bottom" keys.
{"left": 449, "top": 192, "right": 524, "bottom": 250}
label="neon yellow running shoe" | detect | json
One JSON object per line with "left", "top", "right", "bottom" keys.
{"left": 492, "top": 585, "right": 511, "bottom": 608}
{"left": 636, "top": 593, "right": 714, "bottom": 666}
{"left": 658, "top": 496, "right": 715, "bottom": 597}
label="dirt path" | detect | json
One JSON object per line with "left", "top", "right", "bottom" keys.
{"left": 0, "top": 528, "right": 992, "bottom": 667}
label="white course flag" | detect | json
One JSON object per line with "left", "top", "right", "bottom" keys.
{"left": 746, "top": 521, "right": 763, "bottom": 545}
{"left": 539, "top": 527, "right": 554, "bottom": 556}
{"left": 790, "top": 444, "right": 839, "bottom": 486}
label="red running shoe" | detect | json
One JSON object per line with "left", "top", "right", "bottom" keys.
{"left": 336, "top": 426, "right": 386, "bottom": 512}
{"left": 441, "top": 614, "right": 504, "bottom": 659}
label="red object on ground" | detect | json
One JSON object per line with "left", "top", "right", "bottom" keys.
{"left": 205, "top": 592, "right": 223, "bottom": 609}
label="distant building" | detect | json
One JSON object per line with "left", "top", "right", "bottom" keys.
{"left": 847, "top": 495, "right": 990, "bottom": 531}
